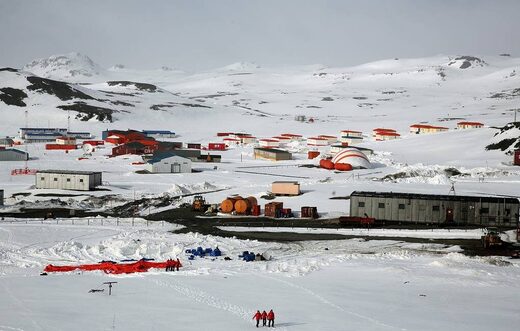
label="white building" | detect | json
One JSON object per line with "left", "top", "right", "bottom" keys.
{"left": 56, "top": 136, "right": 77, "bottom": 145}
{"left": 146, "top": 154, "right": 192, "bottom": 173}
{"left": 318, "top": 135, "right": 337, "bottom": 144}
{"left": 36, "top": 170, "right": 102, "bottom": 191}
{"left": 307, "top": 137, "right": 329, "bottom": 146}
{"left": 339, "top": 136, "right": 364, "bottom": 145}
{"left": 340, "top": 130, "right": 363, "bottom": 138}
{"left": 259, "top": 139, "right": 280, "bottom": 148}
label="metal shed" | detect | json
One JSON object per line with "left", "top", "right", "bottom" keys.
{"left": 146, "top": 154, "right": 191, "bottom": 173}
{"left": 0, "top": 148, "right": 29, "bottom": 161}
{"left": 35, "top": 170, "right": 102, "bottom": 191}
{"left": 350, "top": 191, "right": 520, "bottom": 226}
{"left": 253, "top": 148, "right": 292, "bottom": 161}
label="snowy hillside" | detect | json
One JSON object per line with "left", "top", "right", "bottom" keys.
{"left": 0, "top": 53, "right": 519, "bottom": 139}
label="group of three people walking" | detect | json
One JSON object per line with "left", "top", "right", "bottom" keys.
{"left": 253, "top": 309, "right": 275, "bottom": 327}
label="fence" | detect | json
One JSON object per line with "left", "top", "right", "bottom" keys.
{"left": 0, "top": 217, "right": 166, "bottom": 227}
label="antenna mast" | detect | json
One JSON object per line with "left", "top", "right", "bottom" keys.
{"left": 24, "top": 110, "right": 28, "bottom": 170}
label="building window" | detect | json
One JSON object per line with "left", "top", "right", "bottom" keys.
{"left": 358, "top": 201, "right": 365, "bottom": 207}
{"left": 378, "top": 203, "right": 385, "bottom": 208}
{"left": 480, "top": 208, "right": 489, "bottom": 214}
{"left": 488, "top": 216, "right": 496, "bottom": 223}
{"left": 40, "top": 177, "right": 45, "bottom": 181}
{"left": 432, "top": 206, "right": 440, "bottom": 211}
{"left": 66, "top": 178, "right": 71, "bottom": 182}
{"left": 398, "top": 204, "right": 405, "bottom": 210}
{"left": 53, "top": 178, "right": 58, "bottom": 182}
{"left": 505, "top": 208, "right": 510, "bottom": 215}
{"left": 79, "top": 179, "right": 84, "bottom": 183}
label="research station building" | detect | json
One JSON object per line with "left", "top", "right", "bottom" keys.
{"left": 350, "top": 191, "right": 520, "bottom": 226}
{"left": 36, "top": 170, "right": 102, "bottom": 191}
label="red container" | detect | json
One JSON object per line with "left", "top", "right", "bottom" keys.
{"left": 265, "top": 202, "right": 283, "bottom": 217}
{"left": 301, "top": 206, "right": 318, "bottom": 218}
{"left": 514, "top": 150, "right": 520, "bottom": 166}
{"left": 319, "top": 159, "right": 335, "bottom": 170}
{"left": 308, "top": 151, "right": 320, "bottom": 159}
{"left": 334, "top": 163, "right": 353, "bottom": 171}
{"left": 208, "top": 143, "right": 226, "bottom": 151}
{"left": 83, "top": 140, "right": 104, "bottom": 146}
{"left": 45, "top": 144, "right": 77, "bottom": 150}
{"left": 251, "top": 205, "right": 261, "bottom": 216}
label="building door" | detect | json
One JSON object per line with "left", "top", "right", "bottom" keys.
{"left": 171, "top": 163, "right": 181, "bottom": 173}
{"left": 446, "top": 208, "right": 454, "bottom": 222}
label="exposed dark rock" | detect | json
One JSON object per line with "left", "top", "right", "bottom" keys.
{"left": 26, "top": 76, "right": 94, "bottom": 101}
{"left": 107, "top": 81, "right": 160, "bottom": 93}
{"left": 0, "top": 67, "right": 19, "bottom": 72}
{"left": 0, "top": 87, "right": 28, "bottom": 106}
{"left": 321, "top": 97, "right": 334, "bottom": 101}
{"left": 58, "top": 102, "right": 114, "bottom": 122}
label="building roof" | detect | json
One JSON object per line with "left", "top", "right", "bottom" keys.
{"left": 26, "top": 132, "right": 64, "bottom": 136}
{"left": 254, "top": 147, "right": 291, "bottom": 154}
{"left": 0, "top": 148, "right": 27, "bottom": 155}
{"left": 373, "top": 128, "right": 396, "bottom": 132}
{"left": 351, "top": 191, "right": 519, "bottom": 204}
{"left": 37, "top": 170, "right": 102, "bottom": 175}
{"left": 272, "top": 181, "right": 299, "bottom": 184}
{"left": 20, "top": 127, "right": 67, "bottom": 131}
{"left": 147, "top": 152, "right": 190, "bottom": 164}
{"left": 410, "top": 124, "right": 449, "bottom": 129}
{"left": 457, "top": 121, "right": 484, "bottom": 126}
{"left": 142, "top": 130, "right": 175, "bottom": 134}
{"left": 341, "top": 130, "right": 362, "bottom": 133}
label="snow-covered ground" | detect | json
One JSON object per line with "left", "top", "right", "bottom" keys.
{"left": 2, "top": 53, "right": 520, "bottom": 330}
{"left": 0, "top": 219, "right": 519, "bottom": 331}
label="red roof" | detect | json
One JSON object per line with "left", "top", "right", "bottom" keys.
{"left": 280, "top": 133, "right": 302, "bottom": 137}
{"left": 341, "top": 130, "right": 362, "bottom": 133}
{"left": 260, "top": 139, "right": 279, "bottom": 142}
{"left": 458, "top": 121, "right": 483, "bottom": 126}
{"left": 272, "top": 136, "right": 291, "bottom": 140}
{"left": 307, "top": 137, "right": 327, "bottom": 140}
{"left": 318, "top": 135, "right": 336, "bottom": 139}
{"left": 410, "top": 124, "right": 448, "bottom": 129}
{"left": 373, "top": 128, "right": 396, "bottom": 132}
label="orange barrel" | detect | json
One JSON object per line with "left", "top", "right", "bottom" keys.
{"left": 221, "top": 197, "right": 239, "bottom": 213}
{"left": 319, "top": 159, "right": 335, "bottom": 170}
{"left": 334, "top": 163, "right": 353, "bottom": 171}
{"left": 308, "top": 151, "right": 320, "bottom": 159}
{"left": 234, "top": 199, "right": 251, "bottom": 215}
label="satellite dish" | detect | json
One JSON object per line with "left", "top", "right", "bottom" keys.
{"left": 83, "top": 144, "right": 94, "bottom": 154}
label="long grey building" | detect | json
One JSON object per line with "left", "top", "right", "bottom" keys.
{"left": 0, "top": 148, "right": 29, "bottom": 161}
{"left": 36, "top": 170, "right": 102, "bottom": 191}
{"left": 350, "top": 191, "right": 520, "bottom": 226}
{"left": 0, "top": 189, "right": 4, "bottom": 206}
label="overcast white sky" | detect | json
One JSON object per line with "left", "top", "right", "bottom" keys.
{"left": 1, "top": 0, "right": 519, "bottom": 70}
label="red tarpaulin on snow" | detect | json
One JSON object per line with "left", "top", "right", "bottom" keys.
{"left": 44, "top": 259, "right": 182, "bottom": 274}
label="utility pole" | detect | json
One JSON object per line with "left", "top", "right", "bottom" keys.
{"left": 103, "top": 282, "right": 118, "bottom": 296}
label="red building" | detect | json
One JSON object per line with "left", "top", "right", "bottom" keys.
{"left": 208, "top": 143, "right": 226, "bottom": 151}
{"left": 112, "top": 141, "right": 158, "bottom": 156}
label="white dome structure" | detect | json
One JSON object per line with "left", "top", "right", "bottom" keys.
{"left": 331, "top": 148, "right": 370, "bottom": 169}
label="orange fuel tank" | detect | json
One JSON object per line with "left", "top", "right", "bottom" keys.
{"left": 221, "top": 196, "right": 241, "bottom": 213}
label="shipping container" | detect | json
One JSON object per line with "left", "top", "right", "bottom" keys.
{"left": 301, "top": 206, "right": 319, "bottom": 218}
{"left": 265, "top": 202, "right": 283, "bottom": 217}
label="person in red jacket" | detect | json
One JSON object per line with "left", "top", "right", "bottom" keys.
{"left": 253, "top": 310, "right": 262, "bottom": 328}
{"left": 261, "top": 310, "right": 267, "bottom": 326}
{"left": 267, "top": 309, "right": 275, "bottom": 327}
